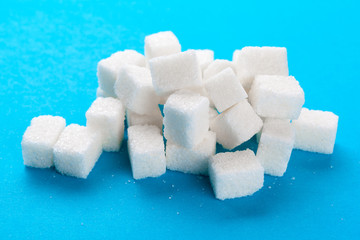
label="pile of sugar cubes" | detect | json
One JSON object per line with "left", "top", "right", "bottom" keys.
{"left": 21, "top": 31, "right": 339, "bottom": 200}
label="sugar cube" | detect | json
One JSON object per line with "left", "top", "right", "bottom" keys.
{"left": 232, "top": 46, "right": 288, "bottom": 91}
{"left": 256, "top": 118, "right": 294, "bottom": 176}
{"left": 21, "top": 115, "right": 66, "bottom": 168}
{"left": 145, "top": 31, "right": 181, "bottom": 60}
{"left": 203, "top": 59, "right": 236, "bottom": 80}
{"left": 204, "top": 67, "right": 247, "bottom": 112}
{"left": 166, "top": 131, "right": 216, "bottom": 175}
{"left": 292, "top": 108, "right": 339, "bottom": 154}
{"left": 164, "top": 90, "right": 209, "bottom": 148}
{"left": 53, "top": 124, "right": 103, "bottom": 179}
{"left": 86, "top": 97, "right": 125, "bottom": 152}
{"left": 114, "top": 65, "right": 160, "bottom": 115}
{"left": 149, "top": 50, "right": 202, "bottom": 97}
{"left": 209, "top": 149, "right": 264, "bottom": 200}
{"left": 126, "top": 107, "right": 163, "bottom": 130}
{"left": 97, "top": 50, "right": 145, "bottom": 96}
{"left": 249, "top": 75, "right": 305, "bottom": 119}
{"left": 210, "top": 99, "right": 263, "bottom": 150}
{"left": 127, "top": 125, "right": 166, "bottom": 180}
{"left": 192, "top": 49, "right": 214, "bottom": 72}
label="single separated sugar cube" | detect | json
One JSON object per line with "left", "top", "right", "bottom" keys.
{"left": 145, "top": 31, "right": 181, "bottom": 60}
{"left": 210, "top": 99, "right": 263, "bottom": 150}
{"left": 53, "top": 124, "right": 102, "bottom": 179}
{"left": 21, "top": 115, "right": 66, "bottom": 168}
{"left": 164, "top": 90, "right": 209, "bottom": 148}
{"left": 126, "top": 107, "right": 163, "bottom": 130}
{"left": 203, "top": 59, "right": 236, "bottom": 80}
{"left": 233, "top": 47, "right": 288, "bottom": 76}
{"left": 232, "top": 46, "right": 288, "bottom": 91}
{"left": 204, "top": 67, "right": 247, "bottom": 112}
{"left": 149, "top": 50, "right": 202, "bottom": 97}
{"left": 127, "top": 125, "right": 166, "bottom": 180}
{"left": 249, "top": 75, "right": 305, "bottom": 119}
{"left": 86, "top": 97, "right": 125, "bottom": 152}
{"left": 256, "top": 119, "right": 294, "bottom": 177}
{"left": 209, "top": 149, "right": 264, "bottom": 200}
{"left": 292, "top": 108, "right": 339, "bottom": 154}
{"left": 166, "top": 131, "right": 216, "bottom": 175}
{"left": 97, "top": 50, "right": 145, "bottom": 96}
{"left": 114, "top": 65, "right": 160, "bottom": 115}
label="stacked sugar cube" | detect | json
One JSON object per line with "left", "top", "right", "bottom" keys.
{"left": 21, "top": 31, "right": 339, "bottom": 201}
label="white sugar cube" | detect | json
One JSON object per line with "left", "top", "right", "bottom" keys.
{"left": 149, "top": 50, "right": 202, "bottom": 97}
{"left": 256, "top": 118, "right": 294, "bottom": 176}
{"left": 114, "top": 65, "right": 160, "bottom": 115}
{"left": 209, "top": 149, "right": 264, "bottom": 200}
{"left": 53, "top": 124, "right": 102, "bottom": 179}
{"left": 210, "top": 99, "right": 263, "bottom": 149}
{"left": 127, "top": 125, "right": 166, "bottom": 180}
{"left": 233, "top": 46, "right": 288, "bottom": 91}
{"left": 145, "top": 31, "right": 181, "bottom": 61}
{"left": 292, "top": 108, "right": 339, "bottom": 154}
{"left": 192, "top": 49, "right": 214, "bottom": 72}
{"left": 164, "top": 90, "right": 209, "bottom": 148}
{"left": 166, "top": 131, "right": 216, "bottom": 175}
{"left": 204, "top": 68, "right": 247, "bottom": 112}
{"left": 21, "top": 115, "right": 66, "bottom": 168}
{"left": 249, "top": 75, "right": 305, "bottom": 119}
{"left": 86, "top": 97, "right": 125, "bottom": 152}
{"left": 97, "top": 50, "right": 145, "bottom": 96}
{"left": 126, "top": 107, "right": 163, "bottom": 130}
{"left": 233, "top": 47, "right": 288, "bottom": 75}
{"left": 203, "top": 59, "right": 236, "bottom": 80}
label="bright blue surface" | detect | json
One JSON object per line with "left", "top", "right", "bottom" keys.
{"left": 1, "top": 0, "right": 359, "bottom": 239}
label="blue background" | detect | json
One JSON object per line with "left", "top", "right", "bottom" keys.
{"left": 1, "top": 0, "right": 359, "bottom": 239}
